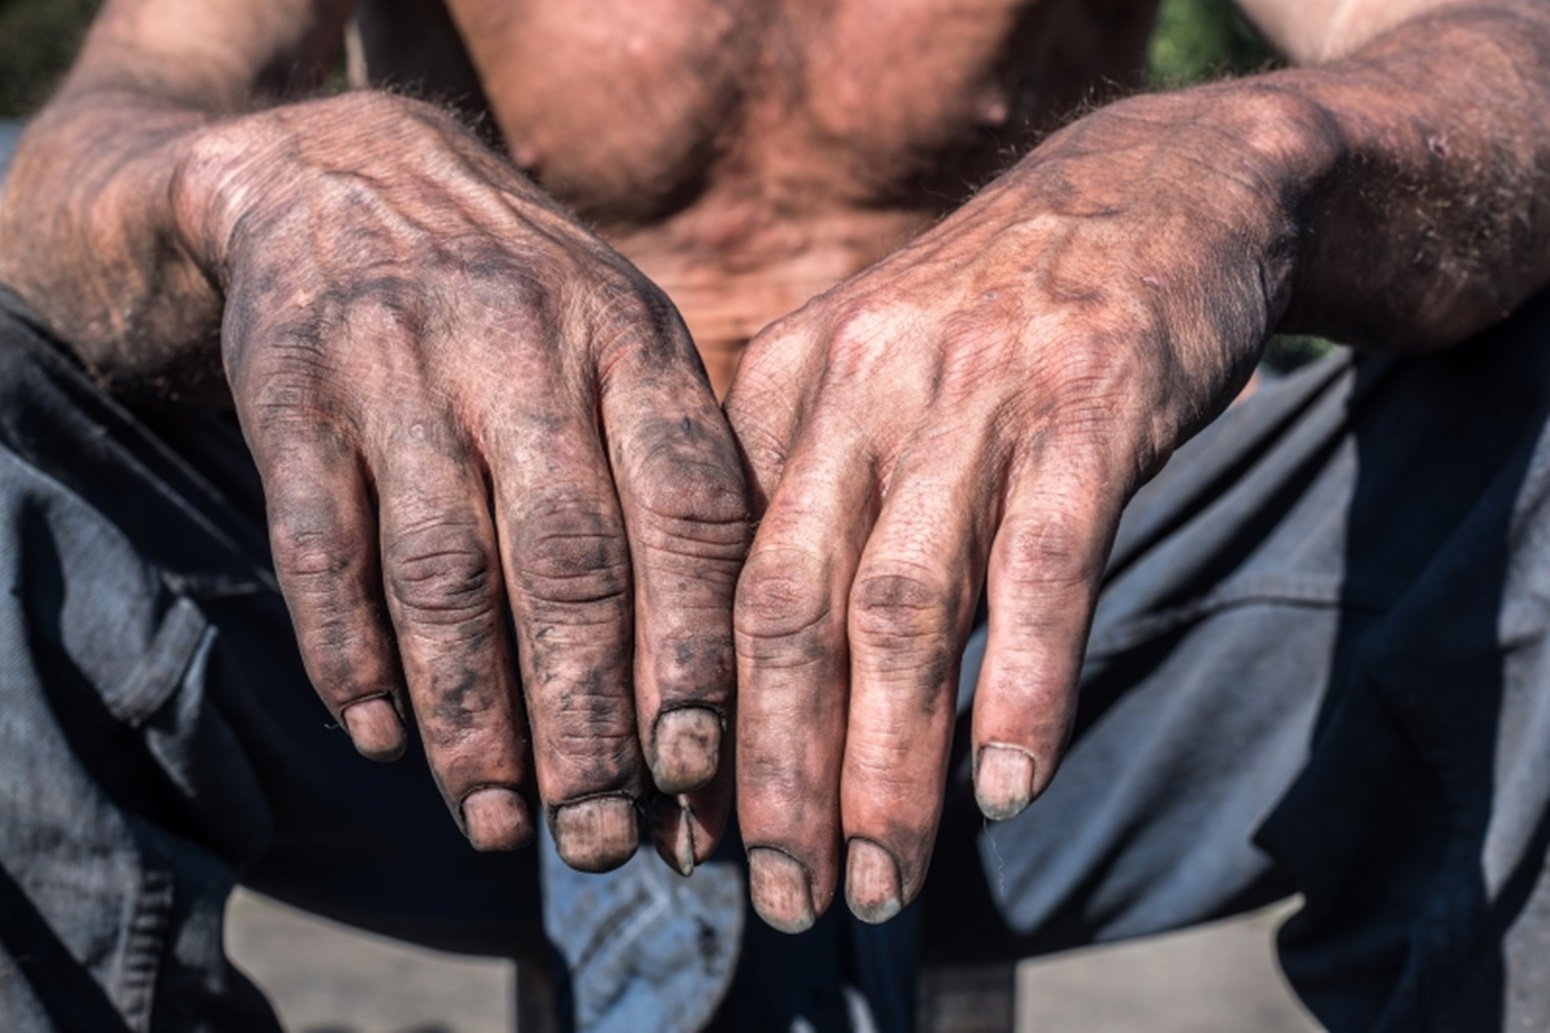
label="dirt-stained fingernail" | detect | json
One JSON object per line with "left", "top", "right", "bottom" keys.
{"left": 652, "top": 796, "right": 697, "bottom": 877}
{"left": 652, "top": 707, "right": 723, "bottom": 794}
{"left": 460, "top": 787, "right": 535, "bottom": 852}
{"left": 341, "top": 696, "right": 406, "bottom": 761}
{"left": 845, "top": 838, "right": 903, "bottom": 924}
{"left": 975, "top": 743, "right": 1036, "bottom": 821}
{"left": 552, "top": 795, "right": 640, "bottom": 873}
{"left": 748, "top": 847, "right": 815, "bottom": 934}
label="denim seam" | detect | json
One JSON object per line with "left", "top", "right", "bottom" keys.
{"left": 116, "top": 860, "right": 174, "bottom": 1033}
{"left": 580, "top": 873, "right": 716, "bottom": 1033}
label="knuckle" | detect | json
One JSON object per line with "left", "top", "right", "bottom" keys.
{"left": 269, "top": 502, "right": 351, "bottom": 583}
{"left": 849, "top": 565, "right": 956, "bottom": 658}
{"left": 385, "top": 520, "right": 497, "bottom": 625}
{"left": 512, "top": 501, "right": 631, "bottom": 611}
{"left": 734, "top": 320, "right": 807, "bottom": 388}
{"left": 240, "top": 336, "right": 344, "bottom": 431}
{"left": 997, "top": 510, "right": 1100, "bottom": 590}
{"left": 735, "top": 547, "right": 834, "bottom": 645}
{"left": 821, "top": 304, "right": 895, "bottom": 385}
{"left": 629, "top": 456, "right": 750, "bottom": 562}
{"left": 270, "top": 519, "right": 347, "bottom": 582}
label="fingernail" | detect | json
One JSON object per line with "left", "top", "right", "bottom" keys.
{"left": 846, "top": 838, "right": 903, "bottom": 924}
{"left": 748, "top": 847, "right": 815, "bottom": 934}
{"left": 652, "top": 707, "right": 723, "bottom": 794}
{"left": 975, "top": 744, "right": 1036, "bottom": 821}
{"left": 652, "top": 797, "right": 696, "bottom": 877}
{"left": 552, "top": 795, "right": 640, "bottom": 873}
{"left": 341, "top": 697, "right": 405, "bottom": 761}
{"left": 460, "top": 787, "right": 535, "bottom": 851}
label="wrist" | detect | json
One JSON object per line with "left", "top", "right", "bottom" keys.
{"left": 1034, "top": 81, "right": 1347, "bottom": 325}
{"left": 169, "top": 91, "right": 477, "bottom": 290}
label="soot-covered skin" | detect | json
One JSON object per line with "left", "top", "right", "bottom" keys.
{"left": 5, "top": 0, "right": 1550, "bottom": 927}
{"left": 181, "top": 92, "right": 751, "bottom": 872}
{"left": 726, "top": 82, "right": 1360, "bottom": 930}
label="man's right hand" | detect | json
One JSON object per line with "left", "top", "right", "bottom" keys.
{"left": 177, "top": 93, "right": 749, "bottom": 873}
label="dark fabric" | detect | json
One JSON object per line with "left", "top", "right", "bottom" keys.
{"left": 0, "top": 291, "right": 550, "bottom": 1032}
{"left": 1, "top": 277, "right": 1549, "bottom": 1032}
{"left": 928, "top": 292, "right": 1550, "bottom": 1033}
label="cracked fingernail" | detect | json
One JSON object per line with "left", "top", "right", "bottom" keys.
{"left": 846, "top": 838, "right": 903, "bottom": 924}
{"left": 652, "top": 707, "right": 723, "bottom": 793}
{"left": 460, "top": 787, "right": 534, "bottom": 852}
{"left": 553, "top": 795, "right": 639, "bottom": 873}
{"left": 975, "top": 743, "right": 1036, "bottom": 821}
{"left": 748, "top": 847, "right": 815, "bottom": 934}
{"left": 652, "top": 797, "right": 697, "bottom": 877}
{"left": 341, "top": 697, "right": 405, "bottom": 761}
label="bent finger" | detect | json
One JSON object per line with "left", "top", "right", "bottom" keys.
{"left": 735, "top": 413, "right": 875, "bottom": 933}
{"left": 492, "top": 409, "right": 645, "bottom": 873}
{"left": 261, "top": 424, "right": 408, "bottom": 761}
{"left": 971, "top": 449, "right": 1121, "bottom": 822}
{"left": 600, "top": 326, "right": 750, "bottom": 801}
{"left": 841, "top": 456, "right": 987, "bottom": 923}
{"left": 375, "top": 419, "right": 533, "bottom": 852}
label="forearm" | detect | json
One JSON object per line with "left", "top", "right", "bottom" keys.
{"left": 0, "top": 97, "right": 224, "bottom": 395}
{"left": 1240, "top": 1, "right": 1550, "bottom": 349}
{"left": 0, "top": 0, "right": 350, "bottom": 397}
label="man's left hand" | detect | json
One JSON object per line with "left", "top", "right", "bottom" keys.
{"left": 725, "top": 91, "right": 1314, "bottom": 930}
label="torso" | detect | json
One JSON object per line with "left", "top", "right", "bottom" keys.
{"left": 350, "top": 0, "right": 1158, "bottom": 391}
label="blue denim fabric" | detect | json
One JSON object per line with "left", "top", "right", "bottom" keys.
{"left": 2, "top": 273, "right": 1550, "bottom": 1033}
{"left": 926, "top": 293, "right": 1550, "bottom": 1033}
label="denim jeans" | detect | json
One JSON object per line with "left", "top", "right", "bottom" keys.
{"left": 2, "top": 283, "right": 1549, "bottom": 1033}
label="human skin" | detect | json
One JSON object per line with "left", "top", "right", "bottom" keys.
{"left": 3, "top": 0, "right": 1550, "bottom": 926}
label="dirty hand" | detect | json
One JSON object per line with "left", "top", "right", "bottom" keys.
{"left": 725, "top": 90, "right": 1314, "bottom": 928}
{"left": 180, "top": 93, "right": 748, "bottom": 872}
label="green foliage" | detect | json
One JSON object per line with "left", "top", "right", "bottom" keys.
{"left": 0, "top": 0, "right": 103, "bottom": 117}
{"left": 1264, "top": 334, "right": 1335, "bottom": 372}
{"left": 1148, "top": 0, "right": 1275, "bottom": 87}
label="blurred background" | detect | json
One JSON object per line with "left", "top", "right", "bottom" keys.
{"left": 0, "top": 1, "right": 1323, "bottom": 1030}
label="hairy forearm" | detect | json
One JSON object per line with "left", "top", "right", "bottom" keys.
{"left": 0, "top": 95, "right": 224, "bottom": 395}
{"left": 0, "top": 0, "right": 350, "bottom": 398}
{"left": 953, "top": 2, "right": 1549, "bottom": 365}
{"left": 1253, "top": 1, "right": 1550, "bottom": 349}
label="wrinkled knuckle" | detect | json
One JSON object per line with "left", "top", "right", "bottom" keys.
{"left": 998, "top": 511, "right": 1100, "bottom": 590}
{"left": 849, "top": 566, "right": 954, "bottom": 653}
{"left": 635, "top": 442, "right": 747, "bottom": 517}
{"left": 270, "top": 517, "right": 347, "bottom": 583}
{"left": 385, "top": 522, "right": 497, "bottom": 625}
{"left": 735, "top": 548, "right": 833, "bottom": 644}
{"left": 591, "top": 275, "right": 689, "bottom": 354}
{"left": 513, "top": 502, "right": 631, "bottom": 610}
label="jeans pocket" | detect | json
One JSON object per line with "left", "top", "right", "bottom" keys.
{"left": 102, "top": 593, "right": 212, "bottom": 728}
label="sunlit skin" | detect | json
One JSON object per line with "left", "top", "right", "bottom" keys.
{"left": 2, "top": 0, "right": 1550, "bottom": 930}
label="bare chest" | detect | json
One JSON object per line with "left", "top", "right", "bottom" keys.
{"left": 350, "top": 0, "right": 1156, "bottom": 391}
{"left": 355, "top": 0, "right": 1157, "bottom": 227}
